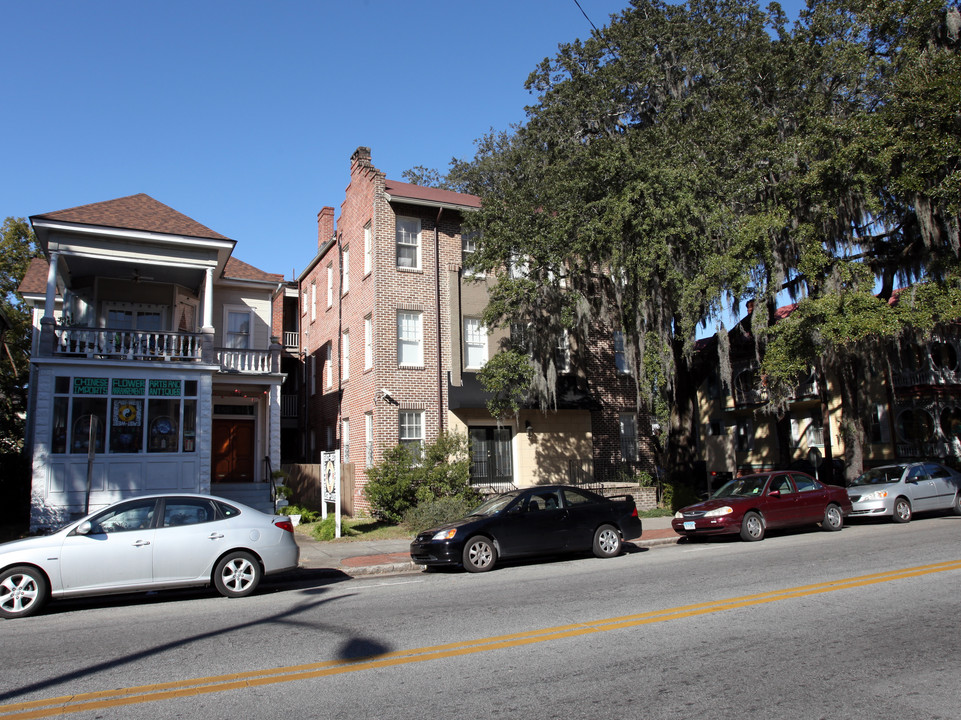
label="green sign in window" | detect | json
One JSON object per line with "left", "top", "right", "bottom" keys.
{"left": 73, "top": 378, "right": 108, "bottom": 395}
{"left": 112, "top": 378, "right": 146, "bottom": 395}
{"left": 149, "top": 380, "right": 182, "bottom": 397}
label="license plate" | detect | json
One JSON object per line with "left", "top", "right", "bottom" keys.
{"left": 683, "top": 521, "right": 696, "bottom": 530}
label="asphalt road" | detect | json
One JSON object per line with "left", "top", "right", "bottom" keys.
{"left": 1, "top": 514, "right": 958, "bottom": 720}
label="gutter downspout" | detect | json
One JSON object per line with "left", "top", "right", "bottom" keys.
{"left": 435, "top": 208, "right": 445, "bottom": 433}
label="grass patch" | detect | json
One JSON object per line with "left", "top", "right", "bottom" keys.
{"left": 295, "top": 516, "right": 413, "bottom": 543}
{"left": 639, "top": 507, "right": 673, "bottom": 518}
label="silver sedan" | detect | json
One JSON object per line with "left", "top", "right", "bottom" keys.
{"left": 0, "top": 493, "right": 300, "bottom": 619}
{"left": 847, "top": 462, "right": 961, "bottom": 523}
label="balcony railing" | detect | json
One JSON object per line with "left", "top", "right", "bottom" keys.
{"left": 216, "top": 347, "right": 273, "bottom": 374}
{"left": 284, "top": 331, "right": 299, "bottom": 349}
{"left": 892, "top": 368, "right": 960, "bottom": 387}
{"left": 54, "top": 326, "right": 202, "bottom": 361}
{"left": 281, "top": 394, "right": 299, "bottom": 417}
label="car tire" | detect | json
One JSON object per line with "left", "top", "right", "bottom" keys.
{"left": 951, "top": 492, "right": 961, "bottom": 516}
{"left": 0, "top": 565, "right": 49, "bottom": 619}
{"left": 739, "top": 511, "right": 765, "bottom": 542}
{"left": 593, "top": 524, "right": 622, "bottom": 558}
{"left": 213, "top": 551, "right": 262, "bottom": 598}
{"left": 462, "top": 536, "right": 497, "bottom": 573}
{"left": 892, "top": 497, "right": 912, "bottom": 523}
{"left": 821, "top": 504, "right": 843, "bottom": 532}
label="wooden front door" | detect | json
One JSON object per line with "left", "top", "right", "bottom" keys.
{"left": 212, "top": 419, "right": 256, "bottom": 482}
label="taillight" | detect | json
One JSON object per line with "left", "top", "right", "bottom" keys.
{"left": 275, "top": 519, "right": 294, "bottom": 533}
{"left": 631, "top": 507, "right": 639, "bottom": 518}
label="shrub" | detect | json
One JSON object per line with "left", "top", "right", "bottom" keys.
{"left": 660, "top": 478, "right": 702, "bottom": 512}
{"left": 363, "top": 444, "right": 422, "bottom": 523}
{"left": 364, "top": 431, "right": 478, "bottom": 523}
{"left": 278, "top": 504, "right": 320, "bottom": 524}
{"left": 312, "top": 514, "right": 338, "bottom": 541}
{"left": 402, "top": 495, "right": 479, "bottom": 531}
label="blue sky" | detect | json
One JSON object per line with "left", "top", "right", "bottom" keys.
{"left": 3, "top": 0, "right": 806, "bottom": 282}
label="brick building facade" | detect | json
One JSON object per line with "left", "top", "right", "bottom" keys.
{"left": 298, "top": 147, "right": 655, "bottom": 513}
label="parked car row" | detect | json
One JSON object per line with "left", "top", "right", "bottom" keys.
{"left": 672, "top": 462, "right": 961, "bottom": 543}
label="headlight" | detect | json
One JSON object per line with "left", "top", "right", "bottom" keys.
{"left": 674, "top": 511, "right": 684, "bottom": 519}
{"left": 432, "top": 528, "right": 457, "bottom": 541}
{"left": 861, "top": 490, "right": 888, "bottom": 501}
{"left": 703, "top": 506, "right": 734, "bottom": 517}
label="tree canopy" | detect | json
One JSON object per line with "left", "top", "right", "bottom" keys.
{"left": 1, "top": 217, "right": 41, "bottom": 452}
{"left": 435, "top": 0, "right": 960, "bottom": 479}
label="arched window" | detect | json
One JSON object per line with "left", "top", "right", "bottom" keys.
{"left": 897, "top": 409, "right": 935, "bottom": 443}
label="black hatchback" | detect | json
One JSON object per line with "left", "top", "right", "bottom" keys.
{"left": 409, "top": 485, "right": 643, "bottom": 572}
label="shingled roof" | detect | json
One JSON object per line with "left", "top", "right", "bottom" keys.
{"left": 31, "top": 193, "right": 231, "bottom": 241}
{"left": 384, "top": 179, "right": 481, "bottom": 210}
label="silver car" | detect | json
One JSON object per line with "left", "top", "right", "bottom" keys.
{"left": 0, "top": 493, "right": 300, "bottom": 619}
{"left": 847, "top": 462, "right": 961, "bottom": 523}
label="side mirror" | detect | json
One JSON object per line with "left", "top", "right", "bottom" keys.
{"left": 768, "top": 490, "right": 781, "bottom": 497}
{"left": 75, "top": 521, "right": 93, "bottom": 536}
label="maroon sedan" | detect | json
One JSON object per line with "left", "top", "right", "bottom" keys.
{"left": 672, "top": 471, "right": 852, "bottom": 542}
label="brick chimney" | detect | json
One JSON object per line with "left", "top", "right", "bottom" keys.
{"left": 351, "top": 146, "right": 372, "bottom": 170}
{"left": 317, "top": 206, "right": 334, "bottom": 250}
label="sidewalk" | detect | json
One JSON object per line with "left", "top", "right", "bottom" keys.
{"left": 292, "top": 515, "right": 679, "bottom": 578}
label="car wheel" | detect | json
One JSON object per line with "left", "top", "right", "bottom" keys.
{"left": 952, "top": 492, "right": 961, "bottom": 516}
{"left": 462, "top": 536, "right": 497, "bottom": 573}
{"left": 739, "top": 512, "right": 765, "bottom": 542}
{"left": 892, "top": 497, "right": 912, "bottom": 523}
{"left": 213, "top": 551, "right": 262, "bottom": 598}
{"left": 821, "top": 504, "right": 843, "bottom": 532}
{"left": 593, "top": 524, "right": 622, "bottom": 558}
{"left": 0, "top": 566, "right": 49, "bottom": 619}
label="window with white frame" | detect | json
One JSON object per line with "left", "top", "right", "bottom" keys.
{"left": 396, "top": 217, "right": 421, "bottom": 269}
{"left": 614, "top": 331, "right": 630, "bottom": 374}
{"left": 555, "top": 329, "right": 571, "bottom": 373}
{"left": 364, "top": 315, "right": 373, "bottom": 370}
{"left": 735, "top": 419, "right": 754, "bottom": 452}
{"left": 342, "top": 330, "right": 350, "bottom": 381}
{"left": 464, "top": 317, "right": 488, "bottom": 369}
{"left": 364, "top": 222, "right": 372, "bottom": 276}
{"left": 224, "top": 307, "right": 254, "bottom": 349}
{"left": 462, "top": 232, "right": 482, "bottom": 276}
{"left": 397, "top": 311, "right": 423, "bottom": 366}
{"left": 326, "top": 264, "right": 333, "bottom": 307}
{"left": 310, "top": 282, "right": 316, "bottom": 322}
{"left": 302, "top": 285, "right": 309, "bottom": 315}
{"left": 399, "top": 410, "right": 424, "bottom": 457}
{"left": 342, "top": 246, "right": 350, "bottom": 294}
{"left": 870, "top": 403, "right": 891, "bottom": 443}
{"left": 619, "top": 413, "right": 639, "bottom": 461}
{"left": 342, "top": 418, "right": 350, "bottom": 463}
{"left": 509, "top": 253, "right": 529, "bottom": 279}
{"left": 365, "top": 412, "right": 373, "bottom": 468}
{"left": 325, "top": 343, "right": 332, "bottom": 389}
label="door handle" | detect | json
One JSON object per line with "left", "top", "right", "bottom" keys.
{"left": 133, "top": 540, "right": 151, "bottom": 547}
{"left": 208, "top": 533, "right": 225, "bottom": 540}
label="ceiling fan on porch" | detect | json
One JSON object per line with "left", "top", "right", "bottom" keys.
{"left": 129, "top": 268, "right": 156, "bottom": 282}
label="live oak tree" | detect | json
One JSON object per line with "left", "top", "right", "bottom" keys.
{"left": 430, "top": 0, "right": 961, "bottom": 481}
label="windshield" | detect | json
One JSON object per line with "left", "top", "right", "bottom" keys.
{"left": 712, "top": 476, "right": 769, "bottom": 499}
{"left": 468, "top": 491, "right": 521, "bottom": 517}
{"left": 849, "top": 466, "right": 907, "bottom": 487}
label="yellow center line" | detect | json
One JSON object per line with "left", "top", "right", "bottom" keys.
{"left": 3, "top": 559, "right": 959, "bottom": 719}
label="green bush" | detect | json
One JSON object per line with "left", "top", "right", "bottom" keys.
{"left": 402, "top": 495, "right": 479, "bottom": 531}
{"left": 278, "top": 504, "right": 320, "bottom": 523}
{"left": 660, "top": 478, "right": 702, "bottom": 512}
{"left": 312, "top": 514, "right": 338, "bottom": 541}
{"left": 364, "top": 431, "right": 478, "bottom": 523}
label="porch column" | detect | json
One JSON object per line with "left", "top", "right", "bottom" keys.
{"left": 39, "top": 252, "right": 60, "bottom": 356}
{"left": 43, "top": 251, "right": 60, "bottom": 320}
{"left": 202, "top": 266, "right": 214, "bottom": 331}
